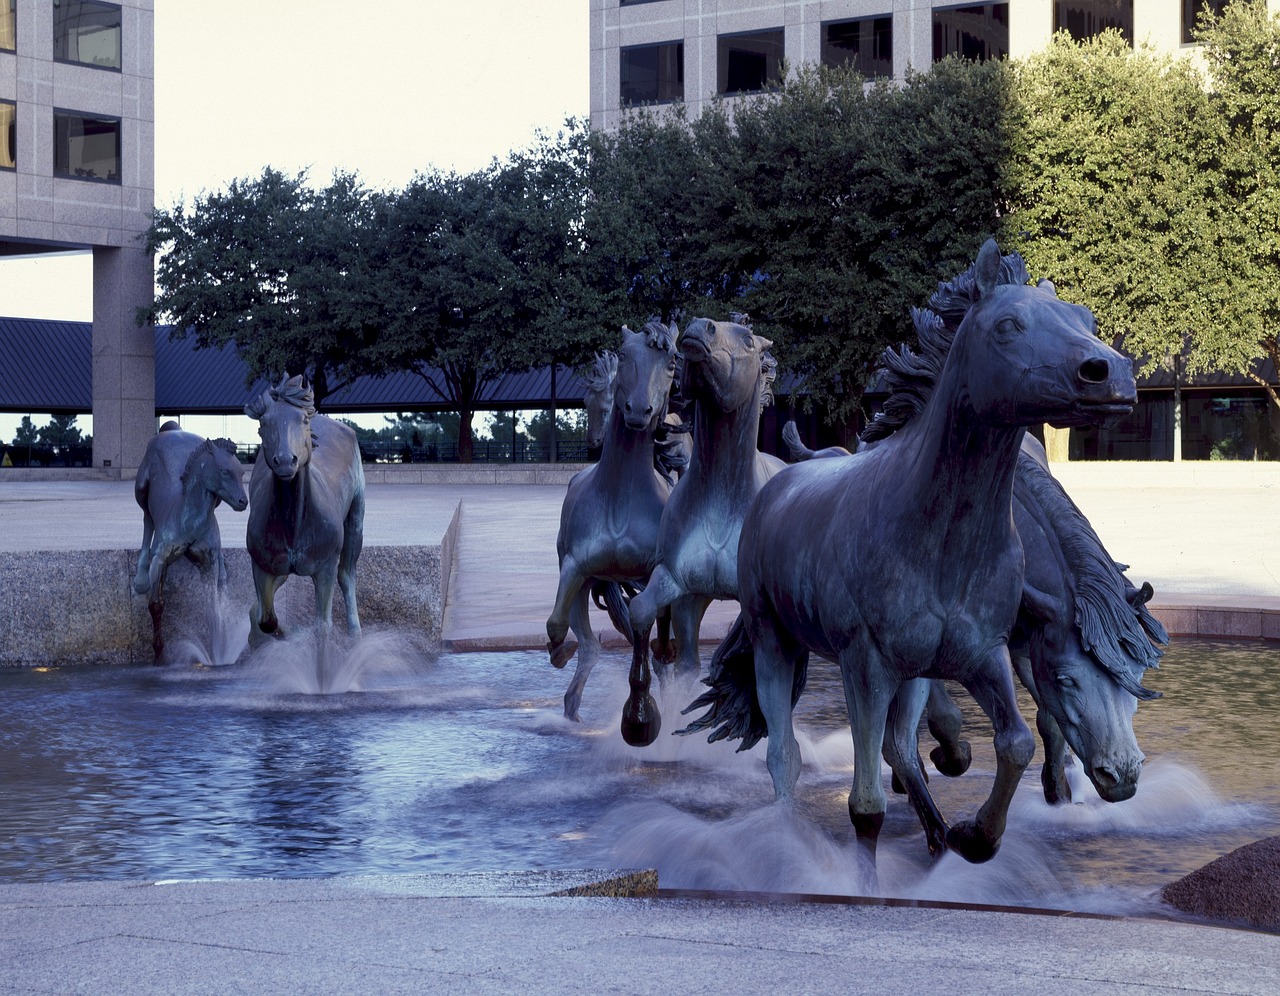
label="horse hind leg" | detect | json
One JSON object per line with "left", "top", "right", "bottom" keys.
{"left": 147, "top": 569, "right": 167, "bottom": 664}
{"left": 883, "top": 679, "right": 949, "bottom": 859}
{"left": 338, "top": 499, "right": 364, "bottom": 639}
{"left": 925, "top": 679, "right": 972, "bottom": 777}
{"left": 562, "top": 586, "right": 599, "bottom": 722}
{"left": 752, "top": 616, "right": 808, "bottom": 805}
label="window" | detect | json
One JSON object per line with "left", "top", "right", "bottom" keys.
{"left": 620, "top": 42, "right": 683, "bottom": 104}
{"left": 0, "top": 0, "right": 15, "bottom": 52}
{"left": 54, "top": 112, "right": 120, "bottom": 181}
{"left": 0, "top": 101, "right": 13, "bottom": 170}
{"left": 1054, "top": 1, "right": 1134, "bottom": 46}
{"left": 823, "top": 17, "right": 893, "bottom": 78}
{"left": 932, "top": 4, "right": 1009, "bottom": 62}
{"left": 1183, "top": 0, "right": 1231, "bottom": 44}
{"left": 718, "top": 29, "right": 784, "bottom": 95}
{"left": 54, "top": 0, "right": 121, "bottom": 70}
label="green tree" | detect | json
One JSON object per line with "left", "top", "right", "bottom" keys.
{"left": 706, "top": 59, "right": 1018, "bottom": 436}
{"left": 37, "top": 414, "right": 86, "bottom": 450}
{"left": 374, "top": 129, "right": 597, "bottom": 462}
{"left": 11, "top": 415, "right": 37, "bottom": 447}
{"left": 1004, "top": 32, "right": 1236, "bottom": 378}
{"left": 1195, "top": 1, "right": 1280, "bottom": 419}
{"left": 141, "top": 168, "right": 389, "bottom": 406}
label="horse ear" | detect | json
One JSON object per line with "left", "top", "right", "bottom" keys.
{"left": 1037, "top": 278, "right": 1059, "bottom": 297}
{"left": 975, "top": 238, "right": 1002, "bottom": 298}
{"left": 1021, "top": 582, "right": 1060, "bottom": 623}
{"left": 756, "top": 336, "right": 774, "bottom": 352}
{"left": 245, "top": 392, "right": 269, "bottom": 421}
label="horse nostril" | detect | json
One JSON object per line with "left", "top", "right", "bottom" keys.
{"left": 1092, "top": 763, "right": 1119, "bottom": 788}
{"left": 1079, "top": 357, "right": 1109, "bottom": 384}
{"left": 644, "top": 405, "right": 654, "bottom": 417}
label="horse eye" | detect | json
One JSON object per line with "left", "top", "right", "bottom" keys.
{"left": 997, "top": 318, "right": 1020, "bottom": 337}
{"left": 743, "top": 335, "right": 755, "bottom": 350}
{"left": 1058, "top": 674, "right": 1078, "bottom": 690}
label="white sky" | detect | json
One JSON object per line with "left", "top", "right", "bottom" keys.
{"left": 0, "top": 0, "right": 589, "bottom": 323}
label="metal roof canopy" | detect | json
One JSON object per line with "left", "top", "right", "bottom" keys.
{"left": 0, "top": 316, "right": 1275, "bottom": 415}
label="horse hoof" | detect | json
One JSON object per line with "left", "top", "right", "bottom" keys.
{"left": 620, "top": 692, "right": 662, "bottom": 747}
{"left": 946, "top": 821, "right": 1000, "bottom": 863}
{"left": 930, "top": 741, "right": 972, "bottom": 778}
{"left": 549, "top": 640, "right": 578, "bottom": 670}
{"left": 653, "top": 640, "right": 677, "bottom": 666}
{"left": 1041, "top": 765, "right": 1072, "bottom": 806}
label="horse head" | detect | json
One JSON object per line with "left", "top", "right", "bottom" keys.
{"left": 680, "top": 315, "right": 775, "bottom": 416}
{"left": 615, "top": 320, "right": 679, "bottom": 433}
{"left": 582, "top": 350, "right": 618, "bottom": 448}
{"left": 956, "top": 239, "right": 1137, "bottom": 429}
{"left": 245, "top": 373, "right": 317, "bottom": 482}
{"left": 1014, "top": 439, "right": 1162, "bottom": 803}
{"left": 207, "top": 438, "right": 249, "bottom": 511}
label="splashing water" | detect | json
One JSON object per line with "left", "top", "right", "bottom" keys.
{"left": 0, "top": 638, "right": 1275, "bottom": 919}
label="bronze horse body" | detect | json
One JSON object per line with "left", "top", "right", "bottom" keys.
{"left": 683, "top": 241, "right": 1138, "bottom": 876}
{"left": 622, "top": 316, "right": 786, "bottom": 746}
{"left": 245, "top": 374, "right": 366, "bottom": 645}
{"left": 546, "top": 323, "right": 680, "bottom": 720}
{"left": 133, "top": 425, "right": 248, "bottom": 662}
{"left": 782, "top": 426, "right": 1165, "bottom": 817}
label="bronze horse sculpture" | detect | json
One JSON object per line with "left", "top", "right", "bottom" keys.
{"left": 133, "top": 424, "right": 249, "bottom": 662}
{"left": 245, "top": 374, "right": 366, "bottom": 646}
{"left": 921, "top": 435, "right": 1167, "bottom": 808}
{"left": 546, "top": 323, "right": 680, "bottom": 721}
{"left": 782, "top": 425, "right": 1165, "bottom": 825}
{"left": 683, "top": 241, "right": 1138, "bottom": 878}
{"left": 622, "top": 315, "right": 786, "bottom": 747}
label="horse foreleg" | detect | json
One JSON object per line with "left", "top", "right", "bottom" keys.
{"left": 653, "top": 606, "right": 675, "bottom": 666}
{"left": 947, "top": 647, "right": 1036, "bottom": 863}
{"left": 1037, "top": 707, "right": 1072, "bottom": 805}
{"left": 147, "top": 569, "right": 167, "bottom": 664}
{"left": 619, "top": 566, "right": 682, "bottom": 747}
{"left": 753, "top": 618, "right": 806, "bottom": 805}
{"left": 249, "top": 566, "right": 287, "bottom": 647}
{"left": 562, "top": 586, "right": 600, "bottom": 722}
{"left": 339, "top": 498, "right": 364, "bottom": 639}
{"left": 666, "top": 593, "right": 710, "bottom": 685}
{"left": 883, "top": 678, "right": 949, "bottom": 859}
{"left": 925, "top": 679, "right": 972, "bottom": 777}
{"left": 840, "top": 648, "right": 894, "bottom": 886}
{"left": 313, "top": 566, "right": 339, "bottom": 637}
{"left": 133, "top": 513, "right": 156, "bottom": 594}
{"left": 546, "top": 557, "right": 586, "bottom": 670}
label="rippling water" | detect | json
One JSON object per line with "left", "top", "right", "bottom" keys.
{"left": 0, "top": 633, "right": 1276, "bottom": 917}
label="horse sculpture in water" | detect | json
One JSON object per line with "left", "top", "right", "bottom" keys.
{"left": 623, "top": 315, "right": 786, "bottom": 746}
{"left": 922, "top": 435, "right": 1166, "bottom": 807}
{"left": 782, "top": 425, "right": 1165, "bottom": 842}
{"left": 245, "top": 374, "right": 366, "bottom": 645}
{"left": 546, "top": 323, "right": 680, "bottom": 720}
{"left": 133, "top": 425, "right": 249, "bottom": 662}
{"left": 683, "top": 241, "right": 1138, "bottom": 877}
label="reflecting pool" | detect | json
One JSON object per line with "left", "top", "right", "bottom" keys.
{"left": 0, "top": 635, "right": 1276, "bottom": 917}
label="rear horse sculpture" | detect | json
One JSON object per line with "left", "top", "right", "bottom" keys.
{"left": 133, "top": 424, "right": 249, "bottom": 662}
{"left": 545, "top": 322, "right": 680, "bottom": 721}
{"left": 683, "top": 241, "right": 1140, "bottom": 878}
{"left": 623, "top": 316, "right": 786, "bottom": 747}
{"left": 245, "top": 374, "right": 366, "bottom": 646}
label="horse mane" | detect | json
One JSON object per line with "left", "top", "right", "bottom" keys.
{"left": 861, "top": 251, "right": 1032, "bottom": 444}
{"left": 584, "top": 351, "right": 617, "bottom": 393}
{"left": 179, "top": 437, "right": 238, "bottom": 489}
{"left": 1017, "top": 454, "right": 1163, "bottom": 699}
{"left": 727, "top": 313, "right": 777, "bottom": 414}
{"left": 270, "top": 374, "right": 317, "bottom": 417}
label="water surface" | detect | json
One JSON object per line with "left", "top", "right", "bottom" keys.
{"left": 1, "top": 635, "right": 1276, "bottom": 917}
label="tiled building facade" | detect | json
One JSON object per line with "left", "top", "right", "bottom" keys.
{"left": 0, "top": 0, "right": 154, "bottom": 475}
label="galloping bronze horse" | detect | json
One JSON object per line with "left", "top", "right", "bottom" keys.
{"left": 546, "top": 322, "right": 680, "bottom": 720}
{"left": 623, "top": 316, "right": 786, "bottom": 746}
{"left": 684, "top": 241, "right": 1138, "bottom": 879}
{"left": 245, "top": 374, "right": 366, "bottom": 646}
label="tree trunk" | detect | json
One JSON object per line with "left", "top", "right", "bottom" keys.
{"left": 457, "top": 407, "right": 475, "bottom": 463}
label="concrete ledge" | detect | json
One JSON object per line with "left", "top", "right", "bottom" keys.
{"left": 360, "top": 464, "right": 588, "bottom": 486}
{"left": 1150, "top": 598, "right": 1280, "bottom": 642}
{"left": 0, "top": 544, "right": 445, "bottom": 667}
{"left": 1051, "top": 460, "right": 1280, "bottom": 489}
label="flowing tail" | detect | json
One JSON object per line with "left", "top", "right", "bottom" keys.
{"left": 591, "top": 580, "right": 636, "bottom": 643}
{"left": 781, "top": 420, "right": 815, "bottom": 462}
{"left": 678, "top": 611, "right": 812, "bottom": 752}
